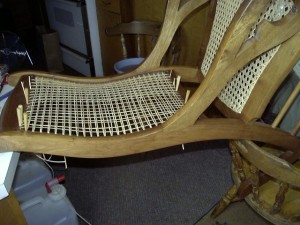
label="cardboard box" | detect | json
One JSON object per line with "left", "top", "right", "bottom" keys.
{"left": 36, "top": 26, "right": 64, "bottom": 72}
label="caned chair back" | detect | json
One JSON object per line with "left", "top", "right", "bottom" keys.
{"left": 200, "top": 0, "right": 300, "bottom": 122}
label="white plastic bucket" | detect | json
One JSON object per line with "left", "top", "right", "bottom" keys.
{"left": 114, "top": 57, "right": 144, "bottom": 74}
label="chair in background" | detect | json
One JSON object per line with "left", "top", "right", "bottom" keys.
{"left": 106, "top": 20, "right": 181, "bottom": 73}
{"left": 0, "top": 1, "right": 300, "bottom": 224}
{"left": 212, "top": 81, "right": 300, "bottom": 224}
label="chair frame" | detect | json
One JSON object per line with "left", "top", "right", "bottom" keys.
{"left": 0, "top": 0, "right": 300, "bottom": 160}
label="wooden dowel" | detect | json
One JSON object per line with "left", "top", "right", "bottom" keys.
{"left": 23, "top": 112, "right": 28, "bottom": 131}
{"left": 24, "top": 88, "right": 29, "bottom": 105}
{"left": 16, "top": 105, "right": 23, "bottom": 127}
{"left": 291, "top": 120, "right": 300, "bottom": 136}
{"left": 272, "top": 81, "right": 300, "bottom": 128}
{"left": 185, "top": 90, "right": 191, "bottom": 103}
{"left": 137, "top": 34, "right": 141, "bottom": 57}
{"left": 28, "top": 76, "right": 32, "bottom": 90}
{"left": 120, "top": 33, "right": 127, "bottom": 58}
{"left": 175, "top": 75, "right": 181, "bottom": 91}
{"left": 21, "top": 81, "right": 25, "bottom": 93}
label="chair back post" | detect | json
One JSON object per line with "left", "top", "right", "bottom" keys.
{"left": 120, "top": 34, "right": 127, "bottom": 58}
{"left": 166, "top": 0, "right": 300, "bottom": 130}
{"left": 212, "top": 0, "right": 300, "bottom": 123}
{"left": 165, "top": 0, "right": 272, "bottom": 130}
{"left": 136, "top": 0, "right": 210, "bottom": 72}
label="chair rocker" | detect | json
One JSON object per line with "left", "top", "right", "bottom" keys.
{"left": 0, "top": 0, "right": 299, "bottom": 170}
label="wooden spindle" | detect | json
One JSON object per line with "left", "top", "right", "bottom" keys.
{"left": 23, "top": 112, "right": 28, "bottom": 131}
{"left": 24, "top": 88, "right": 29, "bottom": 105}
{"left": 185, "top": 90, "right": 191, "bottom": 104}
{"left": 120, "top": 33, "right": 127, "bottom": 58}
{"left": 16, "top": 105, "right": 23, "bottom": 127}
{"left": 230, "top": 142, "right": 245, "bottom": 181}
{"left": 28, "top": 76, "right": 32, "bottom": 90}
{"left": 250, "top": 165, "right": 260, "bottom": 202}
{"left": 137, "top": 34, "right": 141, "bottom": 57}
{"left": 211, "top": 185, "right": 238, "bottom": 218}
{"left": 271, "top": 182, "right": 289, "bottom": 214}
{"left": 175, "top": 76, "right": 181, "bottom": 91}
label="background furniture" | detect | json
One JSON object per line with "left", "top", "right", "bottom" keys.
{"left": 2, "top": 0, "right": 210, "bottom": 75}
{"left": 106, "top": 20, "right": 161, "bottom": 74}
{"left": 96, "top": 0, "right": 210, "bottom": 74}
{"left": 106, "top": 20, "right": 181, "bottom": 73}
{"left": 212, "top": 80, "right": 300, "bottom": 224}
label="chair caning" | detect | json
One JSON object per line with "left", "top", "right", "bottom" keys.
{"left": 201, "top": 0, "right": 294, "bottom": 113}
{"left": 24, "top": 71, "right": 184, "bottom": 137}
{"left": 201, "top": 0, "right": 244, "bottom": 76}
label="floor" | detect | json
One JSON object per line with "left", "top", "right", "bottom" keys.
{"left": 196, "top": 201, "right": 272, "bottom": 225}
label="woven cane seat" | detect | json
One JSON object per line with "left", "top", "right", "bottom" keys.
{"left": 21, "top": 70, "right": 184, "bottom": 137}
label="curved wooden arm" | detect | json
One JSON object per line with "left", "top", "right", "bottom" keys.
{"left": 165, "top": 0, "right": 300, "bottom": 130}
{"left": 7, "top": 65, "right": 201, "bottom": 87}
{"left": 137, "top": 0, "right": 210, "bottom": 71}
{"left": 234, "top": 140, "right": 300, "bottom": 188}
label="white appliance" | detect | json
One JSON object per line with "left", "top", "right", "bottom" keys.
{"left": 0, "top": 85, "right": 19, "bottom": 200}
{"left": 44, "top": 0, "right": 103, "bottom": 77}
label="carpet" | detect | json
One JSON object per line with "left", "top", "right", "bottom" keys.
{"left": 59, "top": 141, "right": 233, "bottom": 225}
{"left": 195, "top": 201, "right": 272, "bottom": 225}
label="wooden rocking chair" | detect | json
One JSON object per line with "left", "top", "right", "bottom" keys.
{"left": 0, "top": 0, "right": 299, "bottom": 179}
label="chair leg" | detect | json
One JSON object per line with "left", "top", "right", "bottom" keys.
{"left": 210, "top": 185, "right": 238, "bottom": 218}
{"left": 230, "top": 142, "right": 245, "bottom": 181}
{"left": 210, "top": 142, "right": 246, "bottom": 218}
{"left": 249, "top": 165, "right": 260, "bottom": 202}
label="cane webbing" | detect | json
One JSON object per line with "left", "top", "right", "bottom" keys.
{"left": 25, "top": 71, "right": 184, "bottom": 137}
{"left": 201, "top": 0, "right": 243, "bottom": 76}
{"left": 201, "top": 0, "right": 294, "bottom": 113}
{"left": 219, "top": 0, "right": 294, "bottom": 113}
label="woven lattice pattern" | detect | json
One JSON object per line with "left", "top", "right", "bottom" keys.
{"left": 218, "top": 47, "right": 280, "bottom": 112}
{"left": 219, "top": 0, "right": 293, "bottom": 113}
{"left": 201, "top": 0, "right": 243, "bottom": 75}
{"left": 25, "top": 71, "right": 184, "bottom": 137}
{"left": 201, "top": 0, "right": 294, "bottom": 113}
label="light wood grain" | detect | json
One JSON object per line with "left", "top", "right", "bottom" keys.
{"left": 2, "top": 0, "right": 300, "bottom": 160}
{"left": 0, "top": 191, "right": 26, "bottom": 225}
